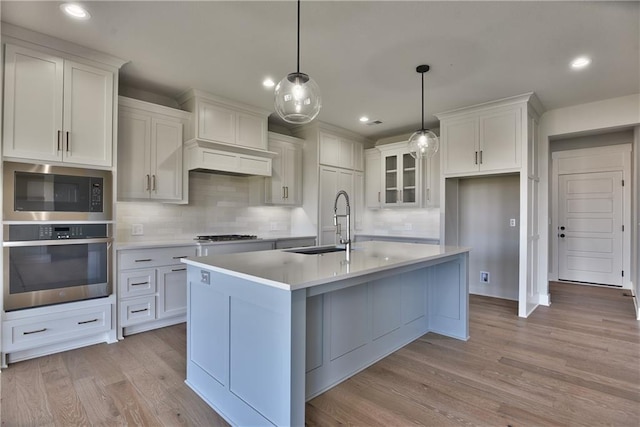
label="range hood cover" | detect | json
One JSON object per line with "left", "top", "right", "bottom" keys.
{"left": 184, "top": 139, "right": 277, "bottom": 177}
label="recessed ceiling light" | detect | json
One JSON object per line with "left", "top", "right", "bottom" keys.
{"left": 60, "top": 3, "right": 91, "bottom": 20}
{"left": 262, "top": 78, "right": 275, "bottom": 88}
{"left": 571, "top": 56, "right": 591, "bottom": 69}
{"left": 359, "top": 116, "right": 369, "bottom": 123}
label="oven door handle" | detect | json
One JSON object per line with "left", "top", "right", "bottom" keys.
{"left": 3, "top": 238, "right": 113, "bottom": 247}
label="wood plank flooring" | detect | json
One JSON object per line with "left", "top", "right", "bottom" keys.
{"left": 2, "top": 282, "right": 639, "bottom": 426}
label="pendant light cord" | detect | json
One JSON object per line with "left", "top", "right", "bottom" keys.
{"left": 421, "top": 70, "right": 425, "bottom": 131}
{"left": 297, "top": 0, "right": 301, "bottom": 74}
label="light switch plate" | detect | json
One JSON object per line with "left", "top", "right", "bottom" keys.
{"left": 131, "top": 224, "right": 144, "bottom": 235}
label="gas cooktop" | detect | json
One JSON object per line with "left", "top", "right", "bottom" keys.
{"left": 195, "top": 234, "right": 258, "bottom": 242}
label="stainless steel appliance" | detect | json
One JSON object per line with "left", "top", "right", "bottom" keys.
{"left": 195, "top": 234, "right": 258, "bottom": 242}
{"left": 194, "top": 234, "right": 261, "bottom": 256}
{"left": 3, "top": 223, "right": 112, "bottom": 311}
{"left": 3, "top": 161, "right": 112, "bottom": 221}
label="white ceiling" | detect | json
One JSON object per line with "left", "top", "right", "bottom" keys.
{"left": 2, "top": 1, "right": 638, "bottom": 140}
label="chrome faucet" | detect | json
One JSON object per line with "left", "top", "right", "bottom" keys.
{"left": 333, "top": 190, "right": 351, "bottom": 260}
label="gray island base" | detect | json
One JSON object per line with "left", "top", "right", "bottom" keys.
{"left": 181, "top": 241, "right": 470, "bottom": 426}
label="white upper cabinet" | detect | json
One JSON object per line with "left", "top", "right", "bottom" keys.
{"left": 3, "top": 44, "right": 115, "bottom": 167}
{"left": 118, "top": 97, "right": 190, "bottom": 203}
{"left": 265, "top": 132, "right": 303, "bottom": 206}
{"left": 364, "top": 148, "right": 382, "bottom": 208}
{"left": 319, "top": 131, "right": 363, "bottom": 170}
{"left": 438, "top": 98, "right": 529, "bottom": 177}
{"left": 366, "top": 138, "right": 439, "bottom": 209}
{"left": 179, "top": 89, "right": 269, "bottom": 152}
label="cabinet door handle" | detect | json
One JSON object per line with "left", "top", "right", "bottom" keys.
{"left": 480, "top": 150, "right": 483, "bottom": 164}
{"left": 66, "top": 131, "right": 70, "bottom": 152}
{"left": 282, "top": 186, "right": 286, "bottom": 199}
{"left": 172, "top": 255, "right": 188, "bottom": 259}
{"left": 475, "top": 151, "right": 478, "bottom": 165}
{"left": 134, "top": 258, "right": 152, "bottom": 263}
{"left": 377, "top": 191, "right": 380, "bottom": 203}
{"left": 131, "top": 308, "right": 149, "bottom": 314}
{"left": 23, "top": 328, "right": 47, "bottom": 335}
{"left": 152, "top": 175, "right": 156, "bottom": 191}
{"left": 172, "top": 268, "right": 187, "bottom": 272}
{"left": 146, "top": 174, "right": 150, "bottom": 191}
{"left": 427, "top": 188, "right": 430, "bottom": 201}
{"left": 399, "top": 190, "right": 403, "bottom": 202}
{"left": 285, "top": 186, "right": 289, "bottom": 199}
{"left": 57, "top": 130, "right": 61, "bottom": 151}
{"left": 78, "top": 318, "right": 99, "bottom": 325}
{"left": 131, "top": 281, "right": 149, "bottom": 286}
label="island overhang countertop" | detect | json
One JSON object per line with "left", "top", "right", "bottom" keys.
{"left": 181, "top": 241, "right": 470, "bottom": 291}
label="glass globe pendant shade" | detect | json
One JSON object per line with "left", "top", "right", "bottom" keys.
{"left": 274, "top": 72, "right": 322, "bottom": 124}
{"left": 408, "top": 128, "right": 439, "bottom": 159}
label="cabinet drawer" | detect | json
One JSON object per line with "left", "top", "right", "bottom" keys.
{"left": 119, "top": 269, "right": 156, "bottom": 298}
{"left": 2, "top": 304, "right": 111, "bottom": 352}
{"left": 118, "top": 245, "right": 196, "bottom": 270}
{"left": 120, "top": 296, "right": 156, "bottom": 326}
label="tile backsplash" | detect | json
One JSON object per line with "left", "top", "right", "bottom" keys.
{"left": 116, "top": 171, "right": 292, "bottom": 243}
{"left": 361, "top": 208, "right": 440, "bottom": 238}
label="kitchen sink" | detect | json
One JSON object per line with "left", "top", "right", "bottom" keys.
{"left": 285, "top": 245, "right": 346, "bottom": 255}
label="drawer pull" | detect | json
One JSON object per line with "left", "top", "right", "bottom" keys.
{"left": 171, "top": 268, "right": 187, "bottom": 272}
{"left": 131, "top": 281, "right": 149, "bottom": 286}
{"left": 78, "top": 318, "right": 99, "bottom": 325}
{"left": 134, "top": 259, "right": 152, "bottom": 262}
{"left": 131, "top": 308, "right": 149, "bottom": 314}
{"left": 172, "top": 256, "right": 188, "bottom": 259}
{"left": 23, "top": 328, "right": 47, "bottom": 335}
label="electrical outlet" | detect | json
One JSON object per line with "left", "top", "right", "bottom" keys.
{"left": 404, "top": 223, "right": 412, "bottom": 231}
{"left": 131, "top": 224, "right": 144, "bottom": 235}
{"left": 270, "top": 222, "right": 278, "bottom": 231}
{"left": 201, "top": 270, "right": 210, "bottom": 285}
{"left": 509, "top": 218, "right": 516, "bottom": 227}
{"left": 480, "top": 271, "right": 490, "bottom": 283}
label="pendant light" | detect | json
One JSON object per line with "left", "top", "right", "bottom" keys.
{"left": 274, "top": 0, "right": 322, "bottom": 124}
{"left": 408, "top": 65, "right": 439, "bottom": 159}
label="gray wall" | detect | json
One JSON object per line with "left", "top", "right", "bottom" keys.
{"left": 459, "top": 175, "right": 520, "bottom": 300}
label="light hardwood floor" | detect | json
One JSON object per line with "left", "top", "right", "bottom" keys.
{"left": 2, "top": 282, "right": 639, "bottom": 426}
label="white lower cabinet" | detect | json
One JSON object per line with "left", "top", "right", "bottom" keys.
{"left": 2, "top": 297, "right": 115, "bottom": 365}
{"left": 157, "top": 265, "right": 188, "bottom": 319}
{"left": 117, "top": 245, "right": 195, "bottom": 336}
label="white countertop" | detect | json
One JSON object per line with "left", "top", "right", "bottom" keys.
{"left": 115, "top": 235, "right": 316, "bottom": 250}
{"left": 181, "top": 241, "right": 469, "bottom": 291}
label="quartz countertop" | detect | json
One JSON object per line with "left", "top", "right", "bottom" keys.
{"left": 115, "top": 235, "right": 316, "bottom": 251}
{"left": 181, "top": 241, "right": 469, "bottom": 291}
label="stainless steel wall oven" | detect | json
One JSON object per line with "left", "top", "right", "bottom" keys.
{"left": 3, "top": 223, "right": 113, "bottom": 311}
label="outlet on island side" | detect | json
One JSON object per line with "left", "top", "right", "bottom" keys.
{"left": 480, "top": 271, "right": 490, "bottom": 283}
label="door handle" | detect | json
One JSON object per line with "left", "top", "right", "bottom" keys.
{"left": 66, "top": 131, "right": 70, "bottom": 152}
{"left": 560, "top": 226, "right": 565, "bottom": 230}
{"left": 479, "top": 150, "right": 483, "bottom": 164}
{"left": 152, "top": 175, "right": 156, "bottom": 191}
{"left": 475, "top": 151, "right": 478, "bottom": 165}
{"left": 559, "top": 234, "right": 565, "bottom": 238}
{"left": 57, "top": 130, "right": 61, "bottom": 151}
{"left": 146, "top": 175, "right": 150, "bottom": 191}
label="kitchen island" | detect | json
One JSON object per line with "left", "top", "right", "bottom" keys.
{"left": 181, "top": 241, "right": 470, "bottom": 426}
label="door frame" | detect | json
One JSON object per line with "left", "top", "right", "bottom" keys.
{"left": 551, "top": 144, "right": 631, "bottom": 288}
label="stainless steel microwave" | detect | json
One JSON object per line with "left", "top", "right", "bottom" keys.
{"left": 3, "top": 162, "right": 112, "bottom": 221}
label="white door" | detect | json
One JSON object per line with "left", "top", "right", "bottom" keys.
{"left": 558, "top": 171, "right": 623, "bottom": 285}
{"left": 3, "top": 44, "right": 63, "bottom": 162}
{"left": 63, "top": 60, "right": 114, "bottom": 167}
{"left": 151, "top": 117, "right": 183, "bottom": 201}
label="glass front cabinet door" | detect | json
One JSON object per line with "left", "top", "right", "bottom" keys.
{"left": 381, "top": 148, "right": 419, "bottom": 207}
